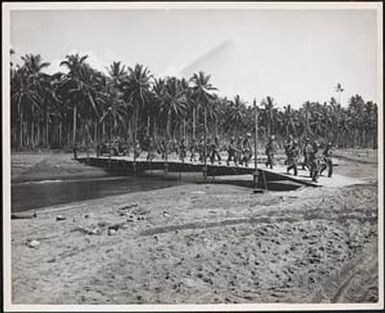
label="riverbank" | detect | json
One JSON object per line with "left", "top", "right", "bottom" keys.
{"left": 11, "top": 152, "right": 109, "bottom": 184}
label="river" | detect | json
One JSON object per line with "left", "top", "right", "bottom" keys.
{"left": 11, "top": 171, "right": 201, "bottom": 212}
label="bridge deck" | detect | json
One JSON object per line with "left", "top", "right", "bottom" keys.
{"left": 77, "top": 156, "right": 326, "bottom": 187}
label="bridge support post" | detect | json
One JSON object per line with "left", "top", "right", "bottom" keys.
{"left": 164, "top": 141, "right": 169, "bottom": 177}
{"left": 133, "top": 142, "right": 137, "bottom": 176}
{"left": 203, "top": 108, "right": 208, "bottom": 182}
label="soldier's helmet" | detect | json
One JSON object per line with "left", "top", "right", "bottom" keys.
{"left": 293, "top": 140, "right": 298, "bottom": 146}
{"left": 271, "top": 135, "right": 276, "bottom": 140}
{"left": 314, "top": 140, "right": 320, "bottom": 147}
{"left": 327, "top": 142, "right": 333, "bottom": 146}
{"left": 231, "top": 136, "right": 235, "bottom": 141}
{"left": 246, "top": 132, "right": 251, "bottom": 137}
{"left": 239, "top": 136, "right": 243, "bottom": 140}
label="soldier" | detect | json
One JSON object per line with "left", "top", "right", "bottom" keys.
{"left": 179, "top": 138, "right": 187, "bottom": 162}
{"left": 73, "top": 143, "right": 78, "bottom": 159}
{"left": 308, "top": 140, "right": 322, "bottom": 182}
{"left": 226, "top": 136, "right": 237, "bottom": 166}
{"left": 189, "top": 138, "right": 198, "bottom": 162}
{"left": 96, "top": 142, "right": 101, "bottom": 157}
{"left": 235, "top": 136, "right": 243, "bottom": 165}
{"left": 121, "top": 139, "right": 130, "bottom": 156}
{"left": 285, "top": 135, "right": 294, "bottom": 158}
{"left": 241, "top": 133, "right": 253, "bottom": 167}
{"left": 146, "top": 136, "right": 155, "bottom": 161}
{"left": 265, "top": 135, "right": 278, "bottom": 169}
{"left": 302, "top": 137, "right": 311, "bottom": 170}
{"left": 210, "top": 136, "right": 222, "bottom": 164}
{"left": 320, "top": 142, "right": 334, "bottom": 177}
{"left": 286, "top": 139, "right": 300, "bottom": 176}
{"left": 198, "top": 136, "right": 205, "bottom": 163}
{"left": 158, "top": 138, "right": 166, "bottom": 159}
{"left": 134, "top": 139, "right": 141, "bottom": 159}
{"left": 115, "top": 136, "right": 122, "bottom": 155}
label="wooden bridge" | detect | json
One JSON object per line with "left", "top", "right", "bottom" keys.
{"left": 76, "top": 156, "right": 324, "bottom": 187}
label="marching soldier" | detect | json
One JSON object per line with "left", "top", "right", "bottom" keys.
{"left": 198, "top": 136, "right": 205, "bottom": 163}
{"left": 73, "top": 143, "right": 78, "bottom": 160}
{"left": 134, "top": 139, "right": 141, "bottom": 159}
{"left": 115, "top": 136, "right": 122, "bottom": 154}
{"left": 189, "top": 138, "right": 198, "bottom": 162}
{"left": 146, "top": 136, "right": 155, "bottom": 161}
{"left": 96, "top": 142, "right": 101, "bottom": 157}
{"left": 285, "top": 135, "right": 294, "bottom": 157}
{"left": 308, "top": 140, "right": 322, "bottom": 182}
{"left": 158, "top": 138, "right": 166, "bottom": 159}
{"left": 226, "top": 136, "right": 237, "bottom": 166}
{"left": 210, "top": 136, "right": 222, "bottom": 164}
{"left": 302, "top": 137, "right": 311, "bottom": 170}
{"left": 235, "top": 136, "right": 244, "bottom": 165}
{"left": 179, "top": 138, "right": 187, "bottom": 162}
{"left": 241, "top": 133, "right": 253, "bottom": 167}
{"left": 320, "top": 142, "right": 334, "bottom": 177}
{"left": 286, "top": 139, "right": 300, "bottom": 176}
{"left": 265, "top": 135, "right": 278, "bottom": 169}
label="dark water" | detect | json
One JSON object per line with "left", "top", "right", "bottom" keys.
{"left": 11, "top": 171, "right": 200, "bottom": 212}
{"left": 11, "top": 170, "right": 303, "bottom": 213}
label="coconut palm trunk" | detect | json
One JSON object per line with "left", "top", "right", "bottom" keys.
{"left": 17, "top": 95, "right": 23, "bottom": 148}
{"left": 203, "top": 107, "right": 208, "bottom": 181}
{"left": 147, "top": 115, "right": 150, "bottom": 136}
{"left": 192, "top": 107, "right": 196, "bottom": 139}
{"left": 253, "top": 101, "right": 259, "bottom": 187}
{"left": 165, "top": 109, "right": 171, "bottom": 176}
{"left": 73, "top": 104, "right": 77, "bottom": 145}
{"left": 133, "top": 107, "right": 138, "bottom": 163}
{"left": 19, "top": 112, "right": 23, "bottom": 148}
{"left": 45, "top": 110, "right": 49, "bottom": 148}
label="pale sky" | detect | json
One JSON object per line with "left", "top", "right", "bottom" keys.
{"left": 10, "top": 8, "right": 379, "bottom": 107}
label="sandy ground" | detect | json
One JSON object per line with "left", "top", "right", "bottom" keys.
{"left": 9, "top": 151, "right": 380, "bottom": 304}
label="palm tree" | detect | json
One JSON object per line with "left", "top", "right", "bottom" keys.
{"left": 38, "top": 72, "right": 62, "bottom": 148}
{"left": 122, "top": 64, "right": 152, "bottom": 159}
{"left": 11, "top": 67, "right": 39, "bottom": 148}
{"left": 11, "top": 54, "right": 50, "bottom": 148}
{"left": 107, "top": 61, "right": 127, "bottom": 84}
{"left": 60, "top": 54, "right": 90, "bottom": 145}
{"left": 160, "top": 77, "right": 188, "bottom": 157}
{"left": 21, "top": 54, "right": 50, "bottom": 76}
{"left": 9, "top": 52, "right": 379, "bottom": 152}
{"left": 99, "top": 86, "right": 128, "bottom": 140}
{"left": 226, "top": 95, "right": 248, "bottom": 137}
{"left": 282, "top": 104, "right": 299, "bottom": 137}
{"left": 189, "top": 71, "right": 217, "bottom": 178}
{"left": 261, "top": 96, "right": 278, "bottom": 138}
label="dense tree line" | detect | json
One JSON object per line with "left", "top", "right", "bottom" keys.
{"left": 10, "top": 52, "right": 378, "bottom": 151}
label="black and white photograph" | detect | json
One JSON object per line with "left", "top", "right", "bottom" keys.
{"left": 2, "top": 1, "right": 383, "bottom": 311}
